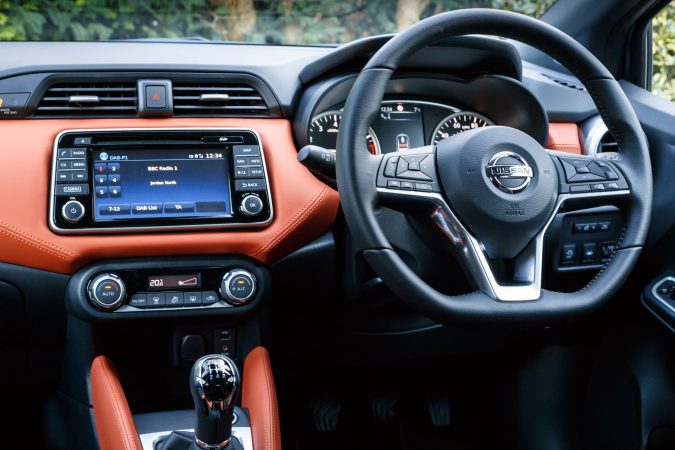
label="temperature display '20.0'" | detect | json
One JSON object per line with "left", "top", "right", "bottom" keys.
{"left": 147, "top": 273, "right": 201, "bottom": 290}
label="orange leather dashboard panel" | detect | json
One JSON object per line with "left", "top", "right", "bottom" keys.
{"left": 547, "top": 122, "right": 582, "bottom": 154}
{"left": 0, "top": 118, "right": 339, "bottom": 274}
{"left": 90, "top": 355, "right": 143, "bottom": 450}
{"left": 243, "top": 346, "right": 282, "bottom": 450}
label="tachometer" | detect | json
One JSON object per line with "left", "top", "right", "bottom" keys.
{"left": 431, "top": 112, "right": 494, "bottom": 145}
{"left": 309, "top": 111, "right": 381, "bottom": 155}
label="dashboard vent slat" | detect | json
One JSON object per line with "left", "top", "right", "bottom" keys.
{"left": 35, "top": 82, "right": 138, "bottom": 117}
{"left": 172, "top": 82, "right": 271, "bottom": 117}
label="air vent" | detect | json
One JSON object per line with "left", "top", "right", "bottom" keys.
{"left": 597, "top": 131, "right": 618, "bottom": 153}
{"left": 542, "top": 73, "right": 585, "bottom": 91}
{"left": 35, "top": 83, "right": 138, "bottom": 117}
{"left": 172, "top": 82, "right": 270, "bottom": 116}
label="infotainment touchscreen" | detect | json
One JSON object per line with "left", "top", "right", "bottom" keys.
{"left": 91, "top": 148, "right": 232, "bottom": 221}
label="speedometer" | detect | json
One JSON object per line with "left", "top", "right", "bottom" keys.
{"left": 309, "top": 111, "right": 381, "bottom": 155}
{"left": 431, "top": 112, "right": 494, "bottom": 145}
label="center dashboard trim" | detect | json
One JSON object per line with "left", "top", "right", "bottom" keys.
{"left": 48, "top": 127, "right": 274, "bottom": 234}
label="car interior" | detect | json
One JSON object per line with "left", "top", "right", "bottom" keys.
{"left": 0, "top": 1, "right": 674, "bottom": 449}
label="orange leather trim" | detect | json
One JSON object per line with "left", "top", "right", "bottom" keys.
{"left": 242, "top": 347, "right": 282, "bottom": 450}
{"left": 0, "top": 118, "right": 339, "bottom": 273}
{"left": 90, "top": 356, "right": 142, "bottom": 450}
{"left": 546, "top": 122, "right": 582, "bottom": 154}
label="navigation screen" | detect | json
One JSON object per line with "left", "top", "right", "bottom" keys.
{"left": 92, "top": 148, "right": 232, "bottom": 221}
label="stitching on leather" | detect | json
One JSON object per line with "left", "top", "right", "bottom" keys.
{"left": 99, "top": 358, "right": 139, "bottom": 450}
{"left": 252, "top": 186, "right": 329, "bottom": 259}
{"left": 262, "top": 349, "right": 277, "bottom": 450}
{"left": 0, "top": 220, "right": 78, "bottom": 261}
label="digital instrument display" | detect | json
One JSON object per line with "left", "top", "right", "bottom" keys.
{"left": 147, "top": 273, "right": 202, "bottom": 290}
{"left": 92, "top": 148, "right": 232, "bottom": 221}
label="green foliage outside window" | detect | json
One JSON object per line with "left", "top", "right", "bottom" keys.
{"left": 652, "top": 3, "right": 674, "bottom": 102}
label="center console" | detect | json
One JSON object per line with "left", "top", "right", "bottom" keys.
{"left": 49, "top": 128, "right": 273, "bottom": 233}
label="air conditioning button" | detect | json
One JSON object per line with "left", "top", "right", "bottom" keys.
{"left": 220, "top": 270, "right": 256, "bottom": 305}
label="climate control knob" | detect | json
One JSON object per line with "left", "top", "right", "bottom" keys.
{"left": 62, "top": 200, "right": 85, "bottom": 224}
{"left": 220, "top": 269, "right": 257, "bottom": 305}
{"left": 87, "top": 273, "right": 126, "bottom": 311}
{"left": 240, "top": 195, "right": 263, "bottom": 217}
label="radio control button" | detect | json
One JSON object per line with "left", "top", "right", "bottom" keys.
{"left": 108, "top": 163, "right": 120, "bottom": 173}
{"left": 71, "top": 160, "right": 87, "bottom": 170}
{"left": 57, "top": 161, "right": 71, "bottom": 170}
{"left": 164, "top": 202, "right": 195, "bottom": 214}
{"left": 220, "top": 270, "right": 256, "bottom": 305}
{"left": 109, "top": 186, "right": 122, "bottom": 198}
{"left": 88, "top": 274, "right": 126, "bottom": 311}
{"left": 234, "top": 168, "right": 250, "bottom": 178}
{"left": 62, "top": 200, "right": 85, "bottom": 223}
{"left": 132, "top": 203, "right": 162, "bottom": 214}
{"left": 99, "top": 204, "right": 131, "bottom": 215}
{"left": 235, "top": 179, "right": 266, "bottom": 192}
{"left": 72, "top": 149, "right": 87, "bottom": 158}
{"left": 233, "top": 145, "right": 261, "bottom": 157}
{"left": 147, "top": 293, "right": 166, "bottom": 308}
{"left": 108, "top": 174, "right": 121, "bottom": 185}
{"left": 94, "top": 163, "right": 107, "bottom": 174}
{"left": 185, "top": 292, "right": 202, "bottom": 306}
{"left": 74, "top": 137, "right": 92, "bottom": 146}
{"left": 240, "top": 195, "right": 263, "bottom": 217}
{"left": 129, "top": 293, "right": 147, "bottom": 308}
{"left": 73, "top": 170, "right": 88, "bottom": 182}
{"left": 56, "top": 171, "right": 73, "bottom": 182}
{"left": 94, "top": 174, "right": 107, "bottom": 185}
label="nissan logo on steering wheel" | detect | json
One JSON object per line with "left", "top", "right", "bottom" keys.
{"left": 485, "top": 151, "right": 534, "bottom": 193}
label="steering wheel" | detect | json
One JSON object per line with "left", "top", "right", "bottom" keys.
{"left": 336, "top": 9, "right": 652, "bottom": 325}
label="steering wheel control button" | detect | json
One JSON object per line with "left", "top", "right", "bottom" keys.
{"left": 240, "top": 195, "right": 264, "bottom": 217}
{"left": 561, "top": 244, "right": 577, "bottom": 265}
{"left": 384, "top": 157, "right": 398, "bottom": 177}
{"left": 88, "top": 274, "right": 126, "bottom": 311}
{"left": 62, "top": 200, "right": 85, "bottom": 223}
{"left": 387, "top": 180, "right": 401, "bottom": 189}
{"left": 202, "top": 291, "right": 220, "bottom": 305}
{"left": 581, "top": 242, "right": 597, "bottom": 263}
{"left": 166, "top": 292, "right": 184, "bottom": 307}
{"left": 185, "top": 292, "right": 202, "bottom": 306}
{"left": 415, "top": 183, "right": 432, "bottom": 192}
{"left": 129, "top": 293, "right": 147, "bottom": 309}
{"left": 570, "top": 184, "right": 591, "bottom": 193}
{"left": 147, "top": 293, "right": 166, "bottom": 308}
{"left": 221, "top": 270, "right": 257, "bottom": 305}
{"left": 400, "top": 181, "right": 414, "bottom": 190}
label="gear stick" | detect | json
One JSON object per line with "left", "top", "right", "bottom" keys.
{"left": 190, "top": 354, "right": 241, "bottom": 449}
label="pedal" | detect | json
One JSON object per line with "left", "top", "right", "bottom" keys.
{"left": 309, "top": 399, "right": 341, "bottom": 432}
{"left": 425, "top": 391, "right": 451, "bottom": 427}
{"left": 369, "top": 393, "right": 398, "bottom": 424}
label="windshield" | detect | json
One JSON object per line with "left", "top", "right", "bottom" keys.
{"left": 0, "top": 1, "right": 554, "bottom": 45}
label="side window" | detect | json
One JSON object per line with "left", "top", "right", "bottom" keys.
{"left": 652, "top": 3, "right": 674, "bottom": 102}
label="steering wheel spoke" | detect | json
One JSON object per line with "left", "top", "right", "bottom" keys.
{"left": 552, "top": 153, "right": 631, "bottom": 212}
{"left": 374, "top": 146, "right": 444, "bottom": 213}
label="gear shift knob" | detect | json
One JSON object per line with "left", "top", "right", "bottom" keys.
{"left": 190, "top": 354, "right": 240, "bottom": 449}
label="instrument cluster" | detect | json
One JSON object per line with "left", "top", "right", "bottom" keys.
{"left": 308, "top": 100, "right": 494, "bottom": 154}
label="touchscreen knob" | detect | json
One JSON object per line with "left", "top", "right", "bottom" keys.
{"left": 87, "top": 273, "right": 126, "bottom": 311}
{"left": 220, "top": 270, "right": 257, "bottom": 305}
{"left": 240, "top": 195, "right": 263, "bottom": 217}
{"left": 62, "top": 200, "right": 85, "bottom": 224}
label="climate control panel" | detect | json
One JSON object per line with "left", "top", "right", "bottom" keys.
{"left": 67, "top": 256, "right": 269, "bottom": 319}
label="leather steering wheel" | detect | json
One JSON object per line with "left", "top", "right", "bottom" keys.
{"left": 336, "top": 9, "right": 652, "bottom": 325}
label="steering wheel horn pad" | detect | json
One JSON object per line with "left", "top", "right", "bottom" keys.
{"left": 437, "top": 126, "right": 558, "bottom": 260}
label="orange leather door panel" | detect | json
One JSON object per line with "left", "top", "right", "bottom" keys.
{"left": 243, "top": 347, "right": 282, "bottom": 450}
